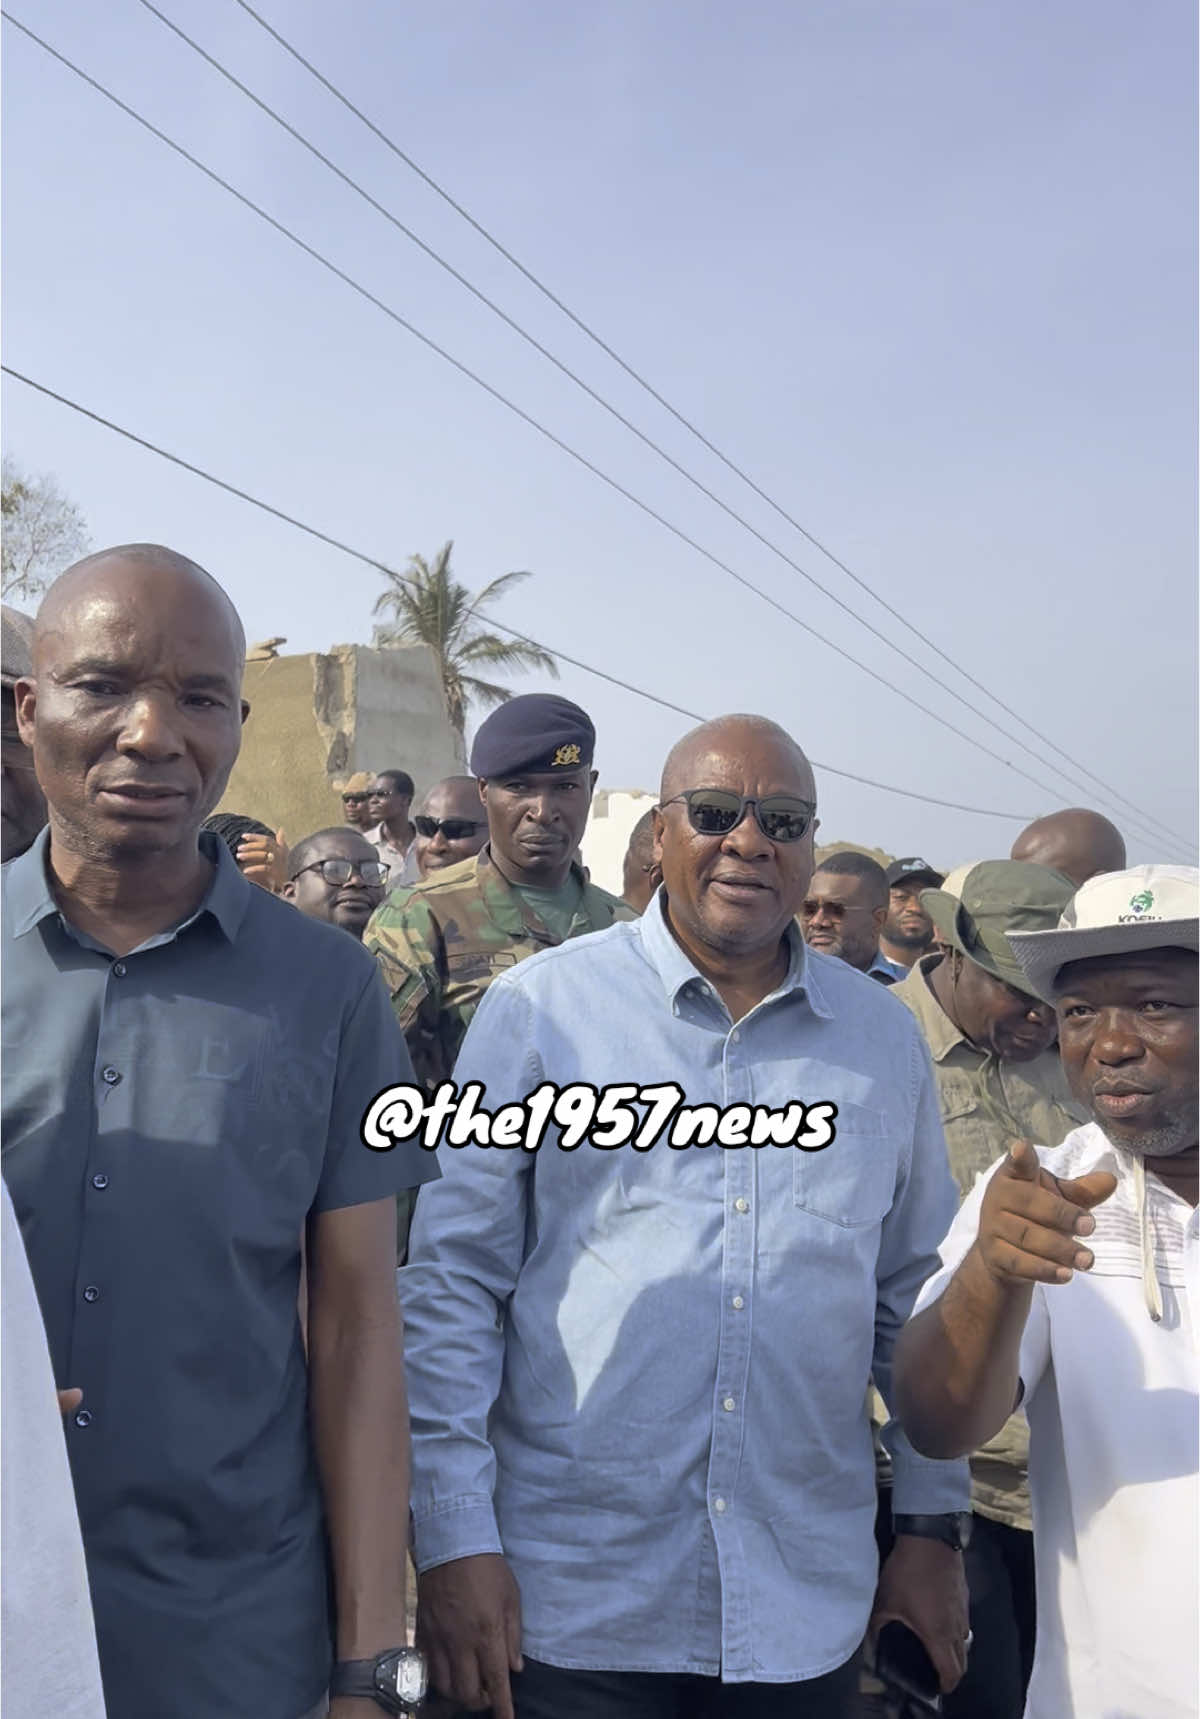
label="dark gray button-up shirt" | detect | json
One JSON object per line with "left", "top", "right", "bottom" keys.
{"left": 2, "top": 829, "right": 436, "bottom": 1719}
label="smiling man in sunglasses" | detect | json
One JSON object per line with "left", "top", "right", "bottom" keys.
{"left": 401, "top": 713, "right": 971, "bottom": 1719}
{"left": 410, "top": 776, "right": 489, "bottom": 879}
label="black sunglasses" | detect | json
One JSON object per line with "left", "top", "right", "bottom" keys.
{"left": 414, "top": 815, "right": 486, "bottom": 840}
{"left": 294, "top": 857, "right": 388, "bottom": 887}
{"left": 660, "top": 789, "right": 816, "bottom": 844}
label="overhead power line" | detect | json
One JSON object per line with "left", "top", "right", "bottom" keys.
{"left": 9, "top": 11, "right": 1189, "bottom": 857}
{"left": 2, "top": 365, "right": 1045, "bottom": 824}
{"left": 229, "top": 0, "right": 1185, "bottom": 847}
{"left": 137, "top": 0, "right": 1185, "bottom": 852}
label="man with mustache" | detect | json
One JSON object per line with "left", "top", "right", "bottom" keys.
{"left": 891, "top": 861, "right": 1087, "bottom": 1718}
{"left": 364, "top": 694, "right": 631, "bottom": 1091}
{"left": 895, "top": 865, "right": 1198, "bottom": 1719}
{"left": 879, "top": 856, "right": 945, "bottom": 972}
{"left": 401, "top": 714, "right": 971, "bottom": 1719}
{"left": 800, "top": 851, "right": 906, "bottom": 982}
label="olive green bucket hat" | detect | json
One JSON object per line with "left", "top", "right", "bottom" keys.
{"left": 921, "top": 860, "right": 1076, "bottom": 999}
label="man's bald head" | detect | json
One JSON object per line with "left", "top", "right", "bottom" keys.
{"left": 17, "top": 543, "right": 249, "bottom": 866}
{"left": 660, "top": 715, "right": 815, "bottom": 804}
{"left": 35, "top": 544, "right": 245, "bottom": 669}
{"left": 1011, "top": 808, "right": 1127, "bottom": 890}
{"left": 654, "top": 714, "right": 818, "bottom": 966}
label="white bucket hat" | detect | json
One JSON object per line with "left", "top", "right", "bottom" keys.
{"left": 1008, "top": 864, "right": 1199, "bottom": 1001}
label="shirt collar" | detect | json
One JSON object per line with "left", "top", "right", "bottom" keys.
{"left": 638, "top": 887, "right": 832, "bottom": 1019}
{"left": 5, "top": 825, "right": 248, "bottom": 945}
{"left": 868, "top": 948, "right": 907, "bottom": 982}
{"left": 474, "top": 844, "right": 594, "bottom": 939}
{"left": 896, "top": 952, "right": 966, "bottom": 1062}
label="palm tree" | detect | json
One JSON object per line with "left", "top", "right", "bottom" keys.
{"left": 372, "top": 541, "right": 559, "bottom": 738}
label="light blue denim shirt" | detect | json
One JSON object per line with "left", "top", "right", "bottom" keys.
{"left": 401, "top": 892, "right": 967, "bottom": 1683}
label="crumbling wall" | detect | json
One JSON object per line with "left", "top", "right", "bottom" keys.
{"left": 216, "top": 644, "right": 461, "bottom": 846}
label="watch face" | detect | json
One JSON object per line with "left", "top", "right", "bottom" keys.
{"left": 380, "top": 1650, "right": 427, "bottom": 1705}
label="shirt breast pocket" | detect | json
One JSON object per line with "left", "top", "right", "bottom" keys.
{"left": 792, "top": 1102, "right": 897, "bottom": 1227}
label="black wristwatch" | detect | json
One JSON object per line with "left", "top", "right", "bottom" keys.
{"left": 892, "top": 1511, "right": 973, "bottom": 1552}
{"left": 329, "top": 1647, "right": 427, "bottom": 1714}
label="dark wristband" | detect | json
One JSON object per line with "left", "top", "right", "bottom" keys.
{"left": 330, "top": 1647, "right": 426, "bottom": 1714}
{"left": 892, "top": 1511, "right": 973, "bottom": 1551}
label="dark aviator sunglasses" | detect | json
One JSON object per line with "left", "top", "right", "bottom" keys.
{"left": 414, "top": 815, "right": 487, "bottom": 840}
{"left": 660, "top": 789, "right": 816, "bottom": 844}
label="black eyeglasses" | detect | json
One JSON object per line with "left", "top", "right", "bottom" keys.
{"left": 294, "top": 857, "right": 388, "bottom": 887}
{"left": 660, "top": 789, "right": 816, "bottom": 844}
{"left": 414, "top": 815, "right": 486, "bottom": 840}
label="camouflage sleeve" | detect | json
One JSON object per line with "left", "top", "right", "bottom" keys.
{"left": 362, "top": 896, "right": 450, "bottom": 1092}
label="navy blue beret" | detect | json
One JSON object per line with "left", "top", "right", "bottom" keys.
{"left": 469, "top": 694, "right": 596, "bottom": 779}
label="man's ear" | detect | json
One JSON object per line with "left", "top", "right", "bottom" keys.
{"left": 587, "top": 769, "right": 599, "bottom": 798}
{"left": 281, "top": 881, "right": 297, "bottom": 903}
{"left": 872, "top": 904, "right": 888, "bottom": 936}
{"left": 14, "top": 676, "right": 36, "bottom": 744}
{"left": 651, "top": 807, "right": 666, "bottom": 866}
{"left": 240, "top": 699, "right": 251, "bottom": 726}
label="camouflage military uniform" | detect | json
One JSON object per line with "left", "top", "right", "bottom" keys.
{"left": 364, "top": 846, "right": 634, "bottom": 1091}
{"left": 894, "top": 953, "right": 1088, "bottom": 1531}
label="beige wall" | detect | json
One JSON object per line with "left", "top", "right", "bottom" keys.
{"left": 583, "top": 787, "right": 658, "bottom": 897}
{"left": 217, "top": 644, "right": 463, "bottom": 844}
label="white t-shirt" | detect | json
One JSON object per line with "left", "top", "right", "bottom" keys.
{"left": 915, "top": 1122, "right": 1199, "bottom": 1719}
{"left": 1, "top": 1180, "right": 107, "bottom": 1716}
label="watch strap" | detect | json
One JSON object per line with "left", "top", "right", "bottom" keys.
{"left": 330, "top": 1647, "right": 425, "bottom": 1714}
{"left": 892, "top": 1511, "right": 973, "bottom": 1551}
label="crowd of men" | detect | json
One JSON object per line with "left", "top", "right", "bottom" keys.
{"left": 1, "top": 550, "right": 1195, "bottom": 1719}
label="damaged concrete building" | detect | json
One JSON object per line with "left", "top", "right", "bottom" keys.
{"left": 216, "top": 641, "right": 464, "bottom": 841}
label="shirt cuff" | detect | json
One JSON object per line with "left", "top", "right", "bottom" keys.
{"left": 887, "top": 1432, "right": 971, "bottom": 1515}
{"left": 412, "top": 1497, "right": 504, "bottom": 1573}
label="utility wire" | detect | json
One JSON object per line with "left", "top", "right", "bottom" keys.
{"left": 10, "top": 11, "right": 1186, "bottom": 855}
{"left": 1, "top": 364, "right": 1044, "bottom": 823}
{"left": 138, "top": 0, "right": 1184, "bottom": 851}
{"left": 231, "top": 0, "right": 1184, "bottom": 846}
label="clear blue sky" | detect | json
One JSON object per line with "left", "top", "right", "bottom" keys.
{"left": 4, "top": 0, "right": 1196, "bottom": 865}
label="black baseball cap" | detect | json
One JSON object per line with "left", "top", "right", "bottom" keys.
{"left": 886, "top": 856, "right": 945, "bottom": 889}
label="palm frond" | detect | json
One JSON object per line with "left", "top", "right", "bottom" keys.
{"left": 456, "top": 631, "right": 560, "bottom": 676}
{"left": 459, "top": 674, "right": 519, "bottom": 711}
{"left": 373, "top": 543, "right": 558, "bottom": 734}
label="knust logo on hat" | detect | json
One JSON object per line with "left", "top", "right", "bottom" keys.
{"left": 1008, "top": 865, "right": 1200, "bottom": 1001}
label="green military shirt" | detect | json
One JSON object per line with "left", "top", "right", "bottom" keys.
{"left": 363, "top": 846, "right": 634, "bottom": 1091}
{"left": 894, "top": 953, "right": 1088, "bottom": 1530}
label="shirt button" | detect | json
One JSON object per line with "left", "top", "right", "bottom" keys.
{"left": 730, "top": 1029, "right": 740, "bottom": 1042}
{"left": 83, "top": 1285, "right": 100, "bottom": 1304}
{"left": 723, "top": 1396, "right": 736, "bottom": 1412}
{"left": 734, "top": 1197, "right": 749, "bottom": 1213}
{"left": 713, "top": 1497, "right": 727, "bottom": 1514}
{"left": 74, "top": 1409, "right": 92, "bottom": 1428}
{"left": 732, "top": 1295, "right": 745, "bottom": 1310}
{"left": 91, "top": 1174, "right": 109, "bottom": 1191}
{"left": 101, "top": 1066, "right": 121, "bottom": 1086}
{"left": 112, "top": 961, "right": 127, "bottom": 977}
